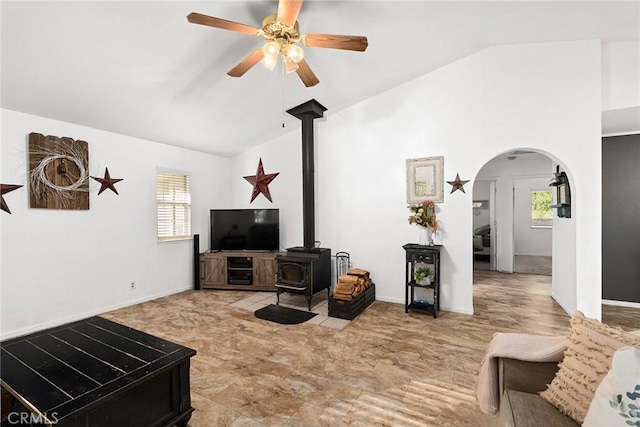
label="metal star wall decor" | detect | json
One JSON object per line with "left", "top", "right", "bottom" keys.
{"left": 91, "top": 168, "right": 123, "bottom": 195}
{"left": 1, "top": 184, "right": 23, "bottom": 214}
{"left": 243, "top": 158, "right": 280, "bottom": 203}
{"left": 446, "top": 173, "right": 470, "bottom": 194}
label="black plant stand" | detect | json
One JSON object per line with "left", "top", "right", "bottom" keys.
{"left": 403, "top": 243, "right": 443, "bottom": 318}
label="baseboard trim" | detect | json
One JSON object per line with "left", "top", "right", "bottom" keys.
{"left": 375, "top": 296, "right": 474, "bottom": 316}
{"left": 446, "top": 306, "right": 474, "bottom": 315}
{"left": 514, "top": 253, "right": 552, "bottom": 257}
{"left": 551, "top": 292, "right": 573, "bottom": 316}
{"left": 1, "top": 285, "right": 193, "bottom": 341}
{"left": 375, "top": 296, "right": 403, "bottom": 305}
{"left": 602, "top": 299, "right": 640, "bottom": 309}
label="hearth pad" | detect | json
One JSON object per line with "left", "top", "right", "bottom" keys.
{"left": 254, "top": 304, "right": 317, "bottom": 325}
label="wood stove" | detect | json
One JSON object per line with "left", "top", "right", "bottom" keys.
{"left": 275, "top": 100, "right": 332, "bottom": 310}
{"left": 276, "top": 248, "right": 331, "bottom": 310}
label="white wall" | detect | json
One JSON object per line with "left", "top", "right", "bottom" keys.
{"left": 602, "top": 42, "right": 639, "bottom": 111}
{"left": 232, "top": 40, "right": 602, "bottom": 318}
{"left": 229, "top": 130, "right": 304, "bottom": 251}
{"left": 0, "top": 109, "right": 230, "bottom": 339}
{"left": 601, "top": 42, "right": 640, "bottom": 135}
{"left": 552, "top": 178, "right": 577, "bottom": 314}
{"left": 514, "top": 177, "right": 552, "bottom": 257}
{"left": 1, "top": 39, "right": 606, "bottom": 338}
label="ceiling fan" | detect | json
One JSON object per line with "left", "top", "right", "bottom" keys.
{"left": 187, "top": 0, "right": 368, "bottom": 87}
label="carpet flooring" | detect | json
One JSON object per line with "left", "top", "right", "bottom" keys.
{"left": 514, "top": 255, "right": 552, "bottom": 276}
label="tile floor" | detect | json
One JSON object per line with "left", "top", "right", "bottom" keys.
{"left": 230, "top": 292, "right": 351, "bottom": 329}
{"left": 101, "top": 271, "right": 639, "bottom": 427}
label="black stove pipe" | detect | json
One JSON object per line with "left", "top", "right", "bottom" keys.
{"left": 286, "top": 99, "right": 327, "bottom": 249}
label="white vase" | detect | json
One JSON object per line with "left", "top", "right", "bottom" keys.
{"left": 418, "top": 227, "right": 429, "bottom": 245}
{"left": 418, "top": 227, "right": 434, "bottom": 246}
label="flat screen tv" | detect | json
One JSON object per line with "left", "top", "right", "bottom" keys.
{"left": 210, "top": 209, "right": 279, "bottom": 251}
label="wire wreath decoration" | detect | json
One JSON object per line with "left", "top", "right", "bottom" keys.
{"left": 32, "top": 154, "right": 87, "bottom": 192}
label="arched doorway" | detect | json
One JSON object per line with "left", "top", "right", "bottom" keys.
{"left": 472, "top": 151, "right": 553, "bottom": 274}
{"left": 471, "top": 148, "right": 576, "bottom": 315}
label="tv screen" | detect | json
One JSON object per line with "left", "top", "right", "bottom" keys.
{"left": 210, "top": 209, "right": 279, "bottom": 251}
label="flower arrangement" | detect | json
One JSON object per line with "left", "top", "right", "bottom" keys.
{"left": 408, "top": 200, "right": 437, "bottom": 229}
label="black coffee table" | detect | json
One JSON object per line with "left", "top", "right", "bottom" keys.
{"left": 0, "top": 316, "right": 195, "bottom": 427}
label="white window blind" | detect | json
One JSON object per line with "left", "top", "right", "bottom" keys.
{"left": 157, "top": 171, "right": 191, "bottom": 241}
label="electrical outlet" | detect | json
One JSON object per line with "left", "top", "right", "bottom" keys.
{"left": 130, "top": 281, "right": 136, "bottom": 290}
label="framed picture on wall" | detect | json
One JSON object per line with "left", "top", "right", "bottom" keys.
{"left": 406, "top": 156, "right": 444, "bottom": 204}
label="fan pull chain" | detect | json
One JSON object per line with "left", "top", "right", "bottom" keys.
{"left": 281, "top": 59, "right": 285, "bottom": 128}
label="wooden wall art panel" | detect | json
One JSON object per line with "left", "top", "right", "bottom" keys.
{"left": 28, "top": 132, "right": 90, "bottom": 210}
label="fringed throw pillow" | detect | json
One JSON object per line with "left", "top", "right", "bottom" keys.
{"left": 539, "top": 311, "right": 640, "bottom": 424}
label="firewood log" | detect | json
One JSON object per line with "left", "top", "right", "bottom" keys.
{"left": 347, "top": 268, "right": 370, "bottom": 278}
{"left": 335, "top": 282, "right": 356, "bottom": 295}
{"left": 338, "top": 275, "right": 359, "bottom": 284}
{"left": 332, "top": 293, "right": 353, "bottom": 300}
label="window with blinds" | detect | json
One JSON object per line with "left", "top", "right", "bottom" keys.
{"left": 531, "top": 189, "right": 553, "bottom": 227}
{"left": 157, "top": 171, "right": 191, "bottom": 241}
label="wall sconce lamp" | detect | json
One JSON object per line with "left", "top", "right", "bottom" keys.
{"left": 549, "top": 166, "right": 571, "bottom": 218}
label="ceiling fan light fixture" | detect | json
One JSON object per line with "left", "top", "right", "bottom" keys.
{"left": 262, "top": 55, "right": 278, "bottom": 71}
{"left": 284, "top": 57, "right": 299, "bottom": 73}
{"left": 284, "top": 44, "right": 304, "bottom": 63}
{"left": 262, "top": 41, "right": 281, "bottom": 59}
{"left": 188, "top": 1, "right": 368, "bottom": 86}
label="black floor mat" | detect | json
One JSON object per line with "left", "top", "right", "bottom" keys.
{"left": 254, "top": 304, "right": 317, "bottom": 325}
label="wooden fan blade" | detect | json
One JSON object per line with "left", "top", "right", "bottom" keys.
{"left": 295, "top": 59, "right": 319, "bottom": 87}
{"left": 277, "top": 0, "right": 304, "bottom": 27}
{"left": 227, "top": 48, "right": 265, "bottom": 77}
{"left": 303, "top": 33, "right": 368, "bottom": 52}
{"left": 187, "top": 12, "right": 260, "bottom": 36}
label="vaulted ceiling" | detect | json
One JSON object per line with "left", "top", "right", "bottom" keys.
{"left": 2, "top": 1, "right": 638, "bottom": 156}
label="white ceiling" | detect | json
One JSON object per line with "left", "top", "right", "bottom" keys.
{"left": 2, "top": 1, "right": 638, "bottom": 157}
